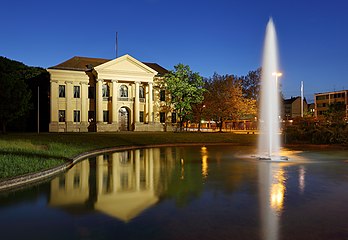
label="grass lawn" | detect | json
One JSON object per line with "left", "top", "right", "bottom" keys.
{"left": 0, "top": 132, "right": 257, "bottom": 179}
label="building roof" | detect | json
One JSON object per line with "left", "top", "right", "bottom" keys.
{"left": 315, "top": 89, "right": 348, "bottom": 95}
{"left": 142, "top": 62, "right": 169, "bottom": 76}
{"left": 48, "top": 56, "right": 109, "bottom": 71}
{"left": 283, "top": 96, "right": 307, "bottom": 105}
{"left": 283, "top": 96, "right": 300, "bottom": 105}
{"left": 48, "top": 56, "right": 169, "bottom": 76}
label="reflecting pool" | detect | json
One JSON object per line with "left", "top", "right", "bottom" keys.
{"left": 0, "top": 145, "right": 348, "bottom": 240}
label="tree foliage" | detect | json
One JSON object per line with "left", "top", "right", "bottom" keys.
{"left": 284, "top": 103, "right": 348, "bottom": 145}
{"left": 164, "top": 64, "right": 205, "bottom": 130}
{"left": 203, "top": 73, "right": 257, "bottom": 131}
{"left": 0, "top": 56, "right": 43, "bottom": 133}
{"left": 240, "top": 68, "right": 261, "bottom": 101}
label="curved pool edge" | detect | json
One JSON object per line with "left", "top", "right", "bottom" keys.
{"left": 0, "top": 142, "right": 239, "bottom": 192}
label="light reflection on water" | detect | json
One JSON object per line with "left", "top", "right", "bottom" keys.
{"left": 0, "top": 145, "right": 347, "bottom": 240}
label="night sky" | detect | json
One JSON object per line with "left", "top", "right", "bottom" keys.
{"left": 1, "top": 0, "right": 348, "bottom": 102}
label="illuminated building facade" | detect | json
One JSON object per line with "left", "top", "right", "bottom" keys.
{"left": 48, "top": 54, "right": 175, "bottom": 132}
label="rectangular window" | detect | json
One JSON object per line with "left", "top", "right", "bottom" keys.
{"left": 160, "top": 90, "right": 166, "bottom": 101}
{"left": 140, "top": 111, "right": 144, "bottom": 122}
{"left": 59, "top": 110, "right": 65, "bottom": 122}
{"left": 74, "top": 86, "right": 80, "bottom": 98}
{"left": 102, "top": 84, "right": 109, "bottom": 98}
{"left": 103, "top": 111, "right": 109, "bottom": 123}
{"left": 88, "top": 86, "right": 95, "bottom": 99}
{"left": 160, "top": 112, "right": 166, "bottom": 123}
{"left": 59, "top": 85, "right": 65, "bottom": 98}
{"left": 73, "top": 173, "right": 80, "bottom": 189}
{"left": 74, "top": 110, "right": 80, "bottom": 122}
{"left": 88, "top": 111, "right": 95, "bottom": 122}
{"left": 316, "top": 95, "right": 328, "bottom": 101}
{"left": 58, "top": 176, "right": 65, "bottom": 189}
{"left": 171, "top": 112, "right": 177, "bottom": 123}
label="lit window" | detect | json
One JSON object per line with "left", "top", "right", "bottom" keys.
{"left": 59, "top": 85, "right": 65, "bottom": 98}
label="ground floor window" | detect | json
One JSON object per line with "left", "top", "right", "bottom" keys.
{"left": 160, "top": 90, "right": 166, "bottom": 101}
{"left": 140, "top": 111, "right": 144, "bottom": 122}
{"left": 171, "top": 112, "right": 177, "bottom": 123}
{"left": 160, "top": 112, "right": 166, "bottom": 123}
{"left": 103, "top": 111, "right": 109, "bottom": 123}
{"left": 59, "top": 110, "right": 65, "bottom": 122}
{"left": 74, "top": 110, "right": 80, "bottom": 122}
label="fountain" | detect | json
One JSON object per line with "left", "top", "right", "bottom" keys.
{"left": 258, "top": 18, "right": 288, "bottom": 161}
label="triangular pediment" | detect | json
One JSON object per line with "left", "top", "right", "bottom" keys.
{"left": 94, "top": 54, "right": 158, "bottom": 76}
{"left": 94, "top": 191, "right": 158, "bottom": 222}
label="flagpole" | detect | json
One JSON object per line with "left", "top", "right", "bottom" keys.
{"left": 37, "top": 85, "right": 40, "bottom": 134}
{"left": 116, "top": 32, "right": 118, "bottom": 58}
{"left": 301, "top": 81, "right": 304, "bottom": 117}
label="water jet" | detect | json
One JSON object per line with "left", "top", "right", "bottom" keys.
{"left": 258, "top": 18, "right": 288, "bottom": 161}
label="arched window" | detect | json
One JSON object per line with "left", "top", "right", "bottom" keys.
{"left": 120, "top": 85, "right": 128, "bottom": 98}
{"left": 139, "top": 86, "right": 144, "bottom": 99}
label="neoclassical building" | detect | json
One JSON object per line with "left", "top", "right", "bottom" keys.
{"left": 48, "top": 54, "right": 175, "bottom": 132}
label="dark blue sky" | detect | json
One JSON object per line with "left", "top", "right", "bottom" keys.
{"left": 1, "top": 0, "right": 348, "bottom": 102}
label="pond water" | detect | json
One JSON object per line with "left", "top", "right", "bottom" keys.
{"left": 0, "top": 145, "right": 347, "bottom": 240}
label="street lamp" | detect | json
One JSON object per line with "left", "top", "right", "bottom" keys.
{"left": 272, "top": 72, "right": 282, "bottom": 86}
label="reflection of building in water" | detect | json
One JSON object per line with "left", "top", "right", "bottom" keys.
{"left": 49, "top": 147, "right": 176, "bottom": 222}
{"left": 299, "top": 166, "right": 305, "bottom": 194}
{"left": 49, "top": 160, "right": 90, "bottom": 207}
{"left": 259, "top": 163, "right": 287, "bottom": 240}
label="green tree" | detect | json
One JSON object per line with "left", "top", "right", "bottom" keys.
{"left": 324, "top": 102, "right": 346, "bottom": 126}
{"left": 164, "top": 64, "right": 205, "bottom": 131}
{"left": 240, "top": 68, "right": 261, "bottom": 101}
{"left": 0, "top": 57, "right": 43, "bottom": 133}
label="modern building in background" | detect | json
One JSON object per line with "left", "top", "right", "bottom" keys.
{"left": 48, "top": 54, "right": 174, "bottom": 132}
{"left": 282, "top": 96, "right": 308, "bottom": 120}
{"left": 314, "top": 90, "right": 348, "bottom": 119}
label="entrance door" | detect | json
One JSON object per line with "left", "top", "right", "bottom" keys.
{"left": 119, "top": 107, "right": 129, "bottom": 131}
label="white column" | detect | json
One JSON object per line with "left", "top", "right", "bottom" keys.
{"left": 50, "top": 80, "right": 58, "bottom": 122}
{"left": 134, "top": 81, "right": 140, "bottom": 123}
{"left": 81, "top": 82, "right": 88, "bottom": 123}
{"left": 65, "top": 81, "right": 73, "bottom": 123}
{"left": 96, "top": 155, "right": 104, "bottom": 195}
{"left": 96, "top": 79, "right": 103, "bottom": 123}
{"left": 149, "top": 148, "right": 154, "bottom": 190}
{"left": 145, "top": 85, "right": 149, "bottom": 122}
{"left": 135, "top": 150, "right": 141, "bottom": 191}
{"left": 148, "top": 82, "right": 153, "bottom": 123}
{"left": 112, "top": 80, "right": 118, "bottom": 124}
